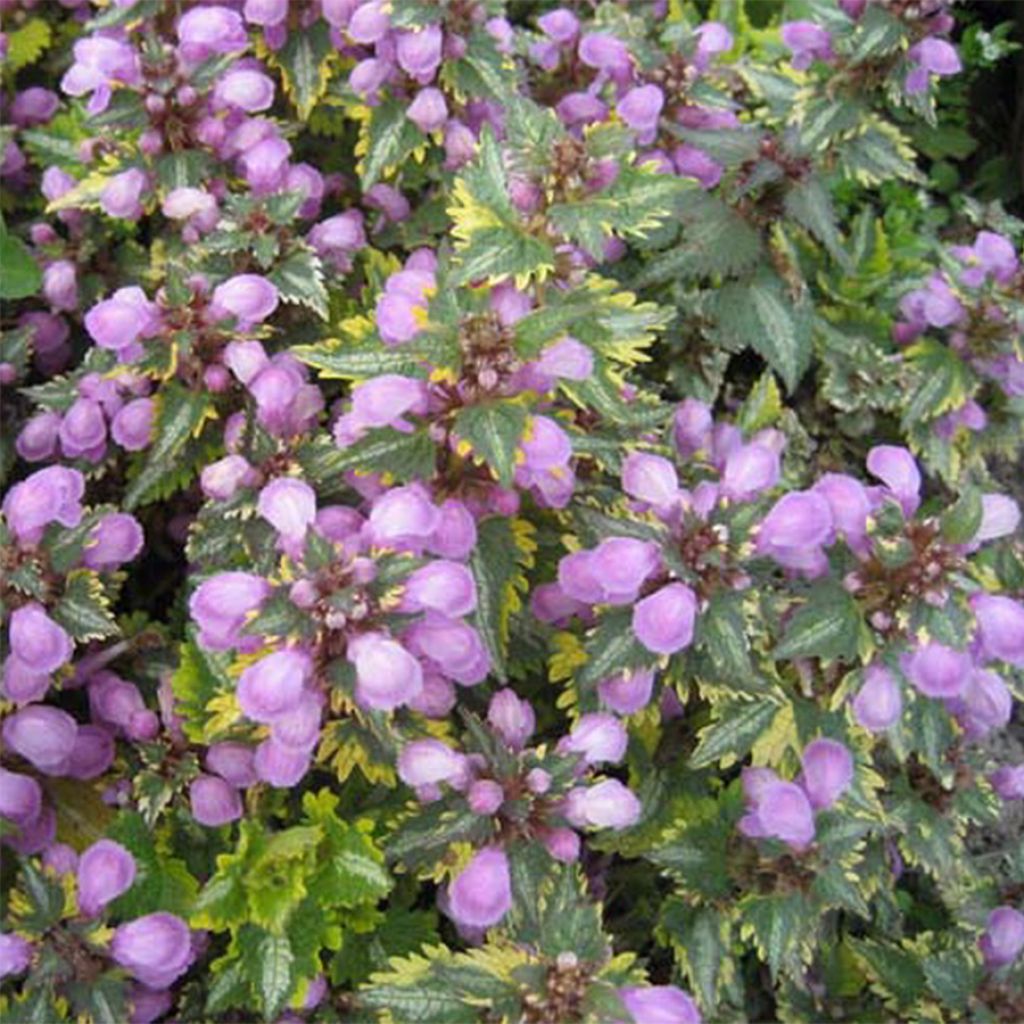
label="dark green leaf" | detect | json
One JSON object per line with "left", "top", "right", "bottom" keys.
{"left": 453, "top": 401, "right": 528, "bottom": 488}
{"left": 774, "top": 583, "right": 863, "bottom": 662}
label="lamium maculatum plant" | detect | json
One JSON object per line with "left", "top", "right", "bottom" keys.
{"left": 1, "top": 1, "right": 1023, "bottom": 1022}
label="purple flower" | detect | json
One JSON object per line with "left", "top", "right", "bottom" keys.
{"left": 972, "top": 594, "right": 1024, "bottom": 666}
{"left": 559, "top": 713, "right": 628, "bottom": 766}
{"left": 632, "top": 583, "right": 697, "bottom": 655}
{"left": 739, "top": 777, "right": 815, "bottom": 851}
{"left": 674, "top": 399, "right": 713, "bottom": 455}
{"left": 67, "top": 725, "right": 115, "bottom": 780}
{"left": 9, "top": 603, "right": 73, "bottom": 675}
{"left": 100, "top": 169, "right": 148, "bottom": 221}
{"left": 244, "top": 0, "right": 288, "bottom": 25}
{"left": 622, "top": 452, "right": 680, "bottom": 511}
{"left": 0, "top": 768, "right": 42, "bottom": 825}
{"left": 77, "top": 839, "right": 136, "bottom": 916}
{"left": 618, "top": 985, "right": 702, "bottom": 1024}
{"left": 468, "top": 779, "right": 504, "bottom": 815}
{"left": 404, "top": 614, "right": 490, "bottom": 685}
{"left": 237, "top": 649, "right": 312, "bottom": 723}
{"left": 190, "top": 572, "right": 270, "bottom": 651}
{"left": 257, "top": 478, "right": 317, "bottom": 543}
{"left": 9, "top": 87, "right": 59, "bottom": 127}
{"left": 213, "top": 69, "right": 276, "bottom": 113}
{"left": 395, "top": 25, "right": 443, "bottom": 83}
{"left": 598, "top": 667, "right": 656, "bottom": 715}
{"left": 210, "top": 274, "right": 279, "bottom": 326}
{"left": 400, "top": 561, "right": 477, "bottom": 618}
{"left": 538, "top": 9, "right": 579, "bottom": 45}
{"left": 348, "top": 632, "right": 423, "bottom": 710}
{"left": 721, "top": 443, "right": 781, "bottom": 502}
{"left": 951, "top": 669, "right": 1011, "bottom": 739}
{"left": 253, "top": 738, "right": 311, "bottom": 787}
{"left": 990, "top": 765, "right": 1024, "bottom": 801}
{"left": 570, "top": 778, "right": 641, "bottom": 829}
{"left": 347, "top": 1, "right": 390, "bottom": 44}
{"left": 344, "top": 374, "right": 428, "bottom": 436}
{"left": 189, "top": 775, "right": 243, "bottom": 826}
{"left": 617, "top": 85, "right": 664, "bottom": 144}
{"left": 82, "top": 513, "right": 144, "bottom": 571}
{"left": 397, "top": 739, "right": 465, "bottom": 788}
{"left": 2, "top": 657, "right": 50, "bottom": 705}
{"left": 578, "top": 33, "right": 632, "bottom": 80}
{"left": 60, "top": 37, "right": 141, "bottom": 115}
{"left": 3, "top": 466, "right": 84, "bottom": 544}
{"left": 58, "top": 398, "right": 106, "bottom": 460}
{"left": 2, "top": 705, "right": 78, "bottom": 774}
{"left": 799, "top": 739, "right": 853, "bottom": 810}
{"left": 852, "top": 665, "right": 902, "bottom": 732}
{"left": 177, "top": 5, "right": 248, "bottom": 63}
{"left": 906, "top": 38, "right": 962, "bottom": 95}
{"left": 201, "top": 455, "right": 258, "bottom": 501}
{"left": 780, "top": 21, "right": 834, "bottom": 70}
{"left": 111, "top": 913, "right": 194, "bottom": 989}
{"left": 111, "top": 398, "right": 155, "bottom": 451}
{"left": 694, "top": 22, "right": 733, "bottom": 69}
{"left": 952, "top": 231, "right": 1018, "bottom": 287}
{"left": 16, "top": 411, "right": 61, "bottom": 462}
{"left": 447, "top": 846, "right": 511, "bottom": 929}
{"left": 85, "top": 287, "right": 161, "bottom": 357}
{"left": 407, "top": 87, "right": 448, "bottom": 133}
{"left": 672, "top": 144, "right": 722, "bottom": 189}
{"left": 366, "top": 484, "right": 441, "bottom": 551}
{"left": 487, "top": 689, "right": 536, "bottom": 749}
{"left": 902, "top": 642, "right": 971, "bottom": 699}
{"left": 0, "top": 934, "right": 32, "bottom": 980}
{"left": 979, "top": 907, "right": 1024, "bottom": 969}
{"left": 756, "top": 491, "right": 833, "bottom": 572}
{"left": 205, "top": 742, "right": 259, "bottom": 788}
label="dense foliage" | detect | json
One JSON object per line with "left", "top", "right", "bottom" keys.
{"left": 1, "top": 0, "right": 1023, "bottom": 1021}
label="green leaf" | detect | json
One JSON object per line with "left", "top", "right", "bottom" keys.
{"left": 171, "top": 630, "right": 234, "bottom": 743}
{"left": 294, "top": 332, "right": 455, "bottom": 380}
{"left": 360, "top": 96, "right": 424, "bottom": 189}
{"left": 659, "top": 901, "right": 727, "bottom": 1012}
{"left": 741, "top": 893, "right": 811, "bottom": 979}
{"left": 736, "top": 371, "right": 783, "bottom": 435}
{"left": 273, "top": 21, "right": 335, "bottom": 120}
{"left": 453, "top": 401, "right": 528, "bottom": 488}
{"left": 298, "top": 428, "right": 437, "bottom": 488}
{"left": 269, "top": 248, "right": 329, "bottom": 320}
{"left": 698, "top": 593, "right": 754, "bottom": 681}
{"left": 449, "top": 128, "right": 555, "bottom": 286}
{"left": 51, "top": 570, "right": 119, "bottom": 641}
{"left": 259, "top": 932, "right": 295, "bottom": 1020}
{"left": 922, "top": 948, "right": 981, "bottom": 1011}
{"left": 784, "top": 177, "right": 849, "bottom": 267}
{"left": 469, "top": 517, "right": 534, "bottom": 682}
{"left": 0, "top": 218, "right": 42, "bottom": 300}
{"left": 17, "top": 862, "right": 66, "bottom": 932}
{"left": 324, "top": 825, "right": 393, "bottom": 908}
{"left": 902, "top": 339, "right": 971, "bottom": 426}
{"left": 577, "top": 607, "right": 652, "bottom": 691}
{"left": 4, "top": 18, "right": 50, "bottom": 73}
{"left": 940, "top": 486, "right": 983, "bottom": 544}
{"left": 849, "top": 938, "right": 927, "bottom": 1007}
{"left": 649, "top": 817, "right": 735, "bottom": 901}
{"left": 774, "top": 583, "right": 864, "bottom": 662}
{"left": 710, "top": 271, "right": 812, "bottom": 393}
{"left": 156, "top": 150, "right": 217, "bottom": 190}
{"left": 124, "top": 384, "right": 215, "bottom": 509}
{"left": 690, "top": 700, "right": 781, "bottom": 769}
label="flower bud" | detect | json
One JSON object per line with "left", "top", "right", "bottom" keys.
{"left": 622, "top": 453, "right": 679, "bottom": 510}
{"left": 866, "top": 446, "right": 921, "bottom": 517}
{"left": 852, "top": 665, "right": 902, "bottom": 732}
{"left": 111, "top": 912, "right": 194, "bottom": 989}
{"left": 210, "top": 274, "right": 279, "bottom": 325}
{"left": 447, "top": 846, "right": 511, "bottom": 928}
{"left": 575, "top": 778, "right": 641, "bottom": 829}
{"left": 902, "top": 642, "right": 971, "bottom": 699}
{"left": 799, "top": 739, "right": 853, "bottom": 810}
{"left": 619, "top": 985, "right": 702, "bottom": 1024}
{"left": 979, "top": 907, "right": 1024, "bottom": 969}
{"left": 0, "top": 934, "right": 32, "bottom": 980}
{"left": 189, "top": 572, "right": 270, "bottom": 651}
{"left": 400, "top": 560, "right": 477, "bottom": 618}
{"left": 560, "top": 713, "right": 628, "bottom": 766}
{"left": 257, "top": 478, "right": 317, "bottom": 542}
{"left": 253, "top": 738, "right": 311, "bottom": 788}
{"left": 487, "top": 689, "right": 535, "bottom": 749}
{"left": 407, "top": 87, "right": 448, "bottom": 133}
{"left": 237, "top": 649, "right": 312, "bottom": 723}
{"left": 82, "top": 513, "right": 144, "bottom": 571}
{"left": 0, "top": 768, "right": 42, "bottom": 825}
{"left": 739, "top": 779, "right": 815, "bottom": 851}
{"left": 468, "top": 779, "right": 503, "bottom": 816}
{"left": 632, "top": 583, "right": 697, "bottom": 655}
{"left": 77, "top": 839, "right": 136, "bottom": 916}
{"left": 111, "top": 398, "right": 155, "bottom": 451}
{"left": 971, "top": 594, "right": 1024, "bottom": 667}
{"left": 205, "top": 742, "right": 259, "bottom": 788}
{"left": 398, "top": 739, "right": 465, "bottom": 788}
{"left": 189, "top": 775, "right": 243, "bottom": 826}
{"left": 2, "top": 466, "right": 84, "bottom": 542}
{"left": 9, "top": 603, "right": 73, "bottom": 674}
{"left": 348, "top": 632, "right": 423, "bottom": 711}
